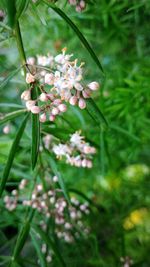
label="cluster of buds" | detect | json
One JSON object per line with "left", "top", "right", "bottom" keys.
{"left": 120, "top": 256, "right": 133, "bottom": 267}
{"left": 4, "top": 177, "right": 90, "bottom": 244}
{"left": 68, "top": 0, "right": 86, "bottom": 12}
{"left": 21, "top": 48, "right": 100, "bottom": 123}
{"left": 52, "top": 130, "right": 96, "bottom": 168}
{"left": 3, "top": 179, "right": 27, "bottom": 211}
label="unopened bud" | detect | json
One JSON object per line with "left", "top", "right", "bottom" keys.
{"left": 78, "top": 98, "right": 86, "bottom": 109}
{"left": 30, "top": 106, "right": 41, "bottom": 114}
{"left": 21, "top": 90, "right": 31, "bottom": 101}
{"left": 39, "top": 93, "right": 48, "bottom": 102}
{"left": 58, "top": 104, "right": 67, "bottom": 112}
{"left": 69, "top": 96, "right": 78, "bottom": 105}
{"left": 88, "top": 81, "right": 99, "bottom": 91}
{"left": 40, "top": 113, "right": 46, "bottom": 123}
{"left": 26, "top": 73, "right": 35, "bottom": 84}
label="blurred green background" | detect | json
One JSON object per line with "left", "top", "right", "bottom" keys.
{"left": 0, "top": 0, "right": 150, "bottom": 266}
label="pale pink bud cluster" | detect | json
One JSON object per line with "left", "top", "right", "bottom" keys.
{"left": 52, "top": 131, "right": 96, "bottom": 168}
{"left": 3, "top": 124, "right": 10, "bottom": 134}
{"left": 68, "top": 0, "right": 86, "bottom": 12}
{"left": 22, "top": 48, "right": 100, "bottom": 123}
{"left": 4, "top": 177, "right": 90, "bottom": 244}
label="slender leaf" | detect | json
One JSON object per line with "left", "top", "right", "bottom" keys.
{"left": 31, "top": 88, "right": 40, "bottom": 170}
{"left": 0, "top": 113, "right": 29, "bottom": 197}
{"left": 5, "top": 0, "right": 16, "bottom": 28}
{"left": 42, "top": 0, "right": 104, "bottom": 74}
{"left": 16, "top": 0, "right": 29, "bottom": 20}
{"left": 0, "top": 67, "right": 22, "bottom": 90}
{"left": 0, "top": 103, "right": 24, "bottom": 109}
{"left": 32, "top": 225, "right": 66, "bottom": 267}
{"left": 86, "top": 98, "right": 108, "bottom": 126}
{"left": 0, "top": 109, "right": 27, "bottom": 126}
{"left": 9, "top": 210, "right": 35, "bottom": 267}
{"left": 110, "top": 124, "right": 140, "bottom": 142}
{"left": 30, "top": 230, "right": 47, "bottom": 267}
{"left": 49, "top": 155, "right": 70, "bottom": 203}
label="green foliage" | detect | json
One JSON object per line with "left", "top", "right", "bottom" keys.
{"left": 0, "top": 0, "right": 150, "bottom": 266}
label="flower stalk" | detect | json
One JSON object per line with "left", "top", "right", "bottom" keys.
{"left": 14, "top": 21, "right": 26, "bottom": 75}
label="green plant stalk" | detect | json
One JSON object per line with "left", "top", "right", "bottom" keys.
{"left": 14, "top": 21, "right": 26, "bottom": 75}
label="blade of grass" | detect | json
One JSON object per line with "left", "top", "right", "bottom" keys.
{"left": 31, "top": 88, "right": 40, "bottom": 170}
{"left": 0, "top": 67, "right": 22, "bottom": 90}
{"left": 31, "top": 225, "right": 66, "bottom": 267}
{"left": 44, "top": 147, "right": 70, "bottom": 203}
{"left": 86, "top": 98, "right": 108, "bottom": 126}
{"left": 9, "top": 210, "right": 35, "bottom": 267}
{"left": 0, "top": 113, "right": 29, "bottom": 197}
{"left": 0, "top": 109, "right": 27, "bottom": 126}
{"left": 30, "top": 230, "right": 47, "bottom": 267}
{"left": 110, "top": 123, "right": 140, "bottom": 142}
{"left": 42, "top": 0, "right": 104, "bottom": 74}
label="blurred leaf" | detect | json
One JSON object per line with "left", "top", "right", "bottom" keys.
{"left": 86, "top": 98, "right": 108, "bottom": 126}
{"left": 5, "top": 0, "right": 16, "bottom": 28}
{"left": 16, "top": 0, "right": 29, "bottom": 20}
{"left": 110, "top": 124, "right": 140, "bottom": 142}
{"left": 0, "top": 113, "right": 29, "bottom": 197}
{"left": 0, "top": 67, "right": 22, "bottom": 90}
{"left": 30, "top": 230, "right": 47, "bottom": 267}
{"left": 31, "top": 88, "right": 40, "bottom": 170}
{"left": 31, "top": 225, "right": 66, "bottom": 267}
{"left": 0, "top": 109, "right": 27, "bottom": 126}
{"left": 42, "top": 0, "right": 104, "bottom": 74}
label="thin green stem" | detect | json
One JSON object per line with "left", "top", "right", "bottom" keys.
{"left": 14, "top": 21, "right": 26, "bottom": 75}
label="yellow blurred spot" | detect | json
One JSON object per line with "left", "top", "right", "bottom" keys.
{"left": 123, "top": 208, "right": 148, "bottom": 230}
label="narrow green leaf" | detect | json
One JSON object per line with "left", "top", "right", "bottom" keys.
{"left": 49, "top": 155, "right": 70, "bottom": 203}
{"left": 9, "top": 210, "right": 35, "bottom": 267}
{"left": 31, "top": 225, "right": 66, "bottom": 267}
{"left": 31, "top": 88, "right": 40, "bottom": 170}
{"left": 0, "top": 109, "right": 27, "bottom": 126}
{"left": 110, "top": 124, "right": 140, "bottom": 142}
{"left": 86, "top": 98, "right": 108, "bottom": 126}
{"left": 5, "top": 0, "right": 16, "bottom": 28}
{"left": 0, "top": 113, "right": 29, "bottom": 197}
{"left": 0, "top": 103, "right": 24, "bottom": 109}
{"left": 30, "top": 230, "right": 47, "bottom": 267}
{"left": 42, "top": 0, "right": 104, "bottom": 74}
{"left": 0, "top": 67, "right": 22, "bottom": 90}
{"left": 16, "top": 0, "right": 29, "bottom": 20}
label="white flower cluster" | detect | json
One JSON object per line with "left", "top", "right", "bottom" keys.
{"left": 68, "top": 0, "right": 86, "bottom": 12}
{"left": 4, "top": 177, "right": 90, "bottom": 245}
{"left": 21, "top": 48, "right": 100, "bottom": 123}
{"left": 52, "top": 131, "right": 96, "bottom": 168}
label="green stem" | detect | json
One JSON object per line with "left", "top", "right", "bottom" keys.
{"left": 14, "top": 21, "right": 26, "bottom": 75}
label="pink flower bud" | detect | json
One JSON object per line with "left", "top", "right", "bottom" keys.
{"left": 21, "top": 90, "right": 31, "bottom": 101}
{"left": 76, "top": 5, "right": 82, "bottom": 12}
{"left": 3, "top": 125, "right": 10, "bottom": 134}
{"left": 27, "top": 57, "right": 35, "bottom": 65}
{"left": 82, "top": 89, "right": 91, "bottom": 99}
{"left": 53, "top": 99, "right": 62, "bottom": 105}
{"left": 87, "top": 160, "right": 92, "bottom": 168}
{"left": 88, "top": 81, "right": 99, "bottom": 91}
{"left": 68, "top": 0, "right": 77, "bottom": 6}
{"left": 49, "top": 115, "right": 55, "bottom": 121}
{"left": 79, "top": 0, "right": 86, "bottom": 9}
{"left": 47, "top": 93, "right": 55, "bottom": 101}
{"left": 44, "top": 73, "right": 54, "bottom": 85}
{"left": 51, "top": 107, "right": 59, "bottom": 115}
{"left": 82, "top": 159, "right": 87, "bottom": 167}
{"left": 30, "top": 106, "right": 41, "bottom": 114}
{"left": 26, "top": 100, "right": 36, "bottom": 110}
{"left": 39, "top": 113, "right": 46, "bottom": 123}
{"left": 78, "top": 98, "right": 86, "bottom": 109}
{"left": 26, "top": 73, "right": 35, "bottom": 84}
{"left": 69, "top": 96, "right": 78, "bottom": 105}
{"left": 39, "top": 93, "right": 48, "bottom": 102}
{"left": 58, "top": 104, "right": 67, "bottom": 112}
